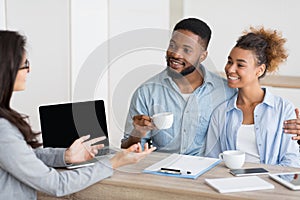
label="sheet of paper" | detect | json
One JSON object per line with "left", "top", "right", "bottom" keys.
{"left": 143, "top": 153, "right": 221, "bottom": 179}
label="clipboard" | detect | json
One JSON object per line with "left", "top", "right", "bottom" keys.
{"left": 143, "top": 153, "right": 221, "bottom": 179}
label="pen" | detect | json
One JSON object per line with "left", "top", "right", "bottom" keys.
{"left": 159, "top": 167, "right": 191, "bottom": 175}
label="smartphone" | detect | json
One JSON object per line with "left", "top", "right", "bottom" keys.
{"left": 230, "top": 168, "right": 269, "bottom": 176}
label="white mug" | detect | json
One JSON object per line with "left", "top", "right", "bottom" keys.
{"left": 151, "top": 112, "right": 173, "bottom": 129}
{"left": 219, "top": 150, "right": 245, "bottom": 169}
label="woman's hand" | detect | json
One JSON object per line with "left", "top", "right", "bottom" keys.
{"left": 65, "top": 135, "right": 106, "bottom": 164}
{"left": 110, "top": 143, "right": 156, "bottom": 169}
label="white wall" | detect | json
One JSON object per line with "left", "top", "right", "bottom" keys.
{"left": 0, "top": 0, "right": 5, "bottom": 29}
{"left": 7, "top": 0, "right": 71, "bottom": 131}
{"left": 5, "top": 0, "right": 170, "bottom": 147}
{"left": 105, "top": 0, "right": 170, "bottom": 147}
{"left": 66, "top": 0, "right": 170, "bottom": 147}
{"left": 71, "top": 0, "right": 108, "bottom": 98}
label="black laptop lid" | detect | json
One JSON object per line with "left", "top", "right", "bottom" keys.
{"left": 39, "top": 100, "right": 109, "bottom": 148}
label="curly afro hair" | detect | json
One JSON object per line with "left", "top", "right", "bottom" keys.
{"left": 235, "top": 26, "right": 288, "bottom": 78}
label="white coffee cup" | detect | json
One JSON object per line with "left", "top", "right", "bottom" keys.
{"left": 219, "top": 150, "right": 245, "bottom": 169}
{"left": 151, "top": 112, "right": 174, "bottom": 129}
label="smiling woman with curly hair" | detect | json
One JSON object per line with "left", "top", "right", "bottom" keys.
{"left": 205, "top": 27, "right": 300, "bottom": 168}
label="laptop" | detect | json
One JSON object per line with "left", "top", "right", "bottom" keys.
{"left": 39, "top": 100, "right": 117, "bottom": 169}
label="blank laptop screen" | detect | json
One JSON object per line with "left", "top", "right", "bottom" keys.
{"left": 39, "top": 100, "right": 109, "bottom": 148}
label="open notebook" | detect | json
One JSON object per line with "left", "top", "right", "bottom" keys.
{"left": 143, "top": 153, "right": 221, "bottom": 179}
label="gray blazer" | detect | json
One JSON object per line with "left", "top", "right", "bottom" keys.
{"left": 0, "top": 118, "right": 113, "bottom": 200}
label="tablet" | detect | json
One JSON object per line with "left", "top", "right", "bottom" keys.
{"left": 66, "top": 159, "right": 97, "bottom": 169}
{"left": 66, "top": 153, "right": 115, "bottom": 169}
{"left": 269, "top": 172, "right": 300, "bottom": 190}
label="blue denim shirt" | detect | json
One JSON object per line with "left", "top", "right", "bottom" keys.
{"left": 205, "top": 88, "right": 300, "bottom": 167}
{"left": 122, "top": 65, "right": 236, "bottom": 156}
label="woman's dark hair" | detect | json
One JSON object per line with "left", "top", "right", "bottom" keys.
{"left": 174, "top": 18, "right": 212, "bottom": 50}
{"left": 235, "top": 27, "right": 288, "bottom": 78}
{"left": 0, "top": 30, "right": 41, "bottom": 148}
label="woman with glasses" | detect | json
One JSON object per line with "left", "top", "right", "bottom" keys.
{"left": 0, "top": 30, "right": 156, "bottom": 199}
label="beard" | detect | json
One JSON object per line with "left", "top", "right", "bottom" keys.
{"left": 166, "top": 56, "right": 197, "bottom": 79}
{"left": 167, "top": 65, "right": 196, "bottom": 79}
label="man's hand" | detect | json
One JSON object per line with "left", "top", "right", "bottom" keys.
{"left": 132, "top": 115, "right": 155, "bottom": 138}
{"left": 121, "top": 115, "right": 155, "bottom": 149}
{"left": 284, "top": 108, "right": 300, "bottom": 140}
{"left": 65, "top": 135, "right": 106, "bottom": 164}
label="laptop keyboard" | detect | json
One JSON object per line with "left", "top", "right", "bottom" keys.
{"left": 96, "top": 147, "right": 117, "bottom": 156}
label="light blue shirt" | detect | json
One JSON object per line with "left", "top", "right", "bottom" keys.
{"left": 0, "top": 118, "right": 113, "bottom": 199}
{"left": 122, "top": 65, "right": 236, "bottom": 156}
{"left": 205, "top": 88, "right": 300, "bottom": 167}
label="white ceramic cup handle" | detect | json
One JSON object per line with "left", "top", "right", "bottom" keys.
{"left": 219, "top": 153, "right": 224, "bottom": 160}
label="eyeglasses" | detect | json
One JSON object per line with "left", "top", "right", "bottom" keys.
{"left": 19, "top": 59, "right": 30, "bottom": 72}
